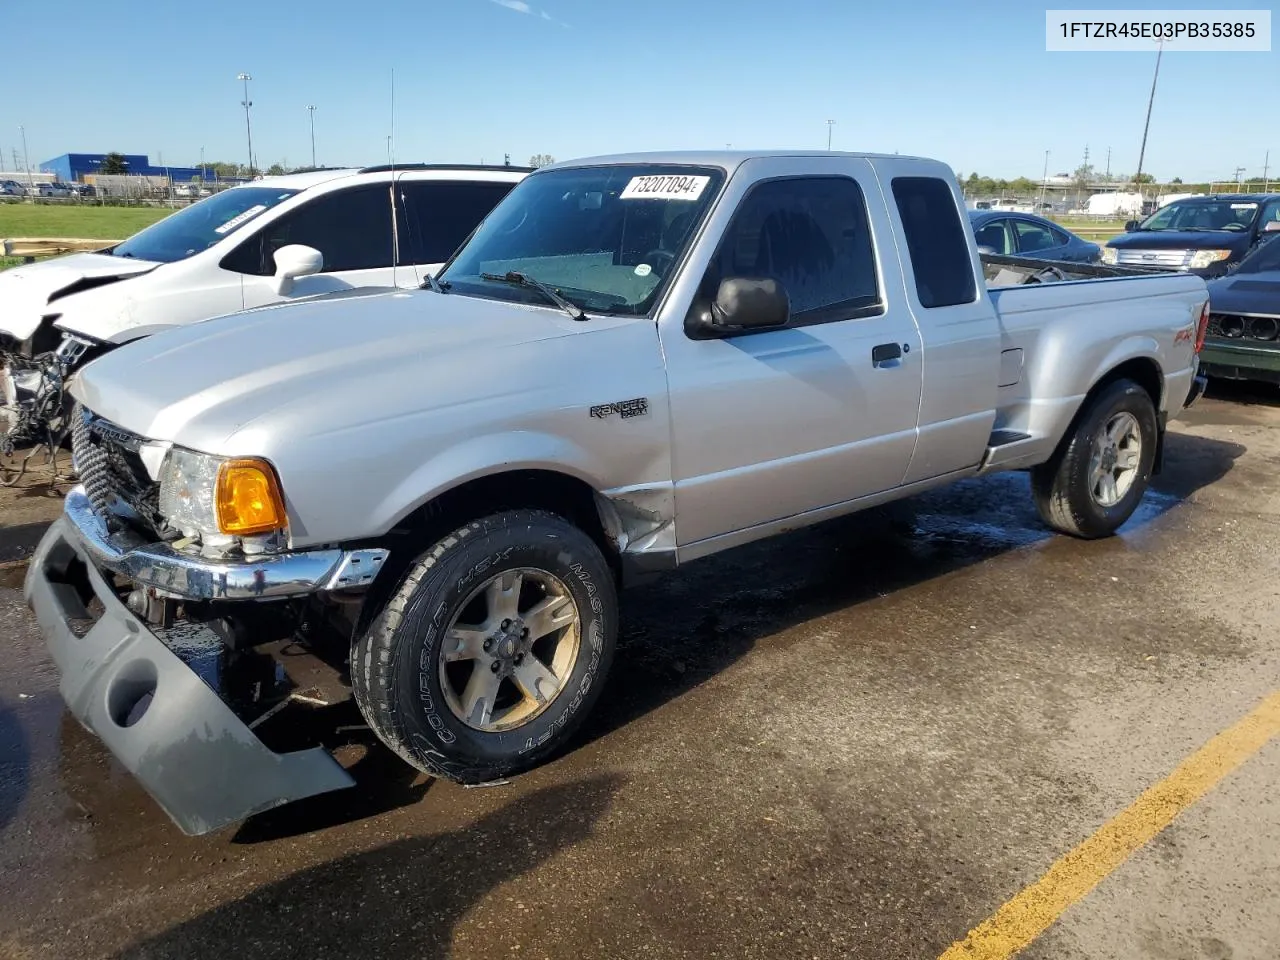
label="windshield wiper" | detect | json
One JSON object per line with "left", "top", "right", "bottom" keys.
{"left": 479, "top": 271, "right": 587, "bottom": 321}
{"left": 420, "top": 273, "right": 450, "bottom": 293}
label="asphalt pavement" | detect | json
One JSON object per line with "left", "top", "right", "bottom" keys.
{"left": 1, "top": 382, "right": 1278, "bottom": 960}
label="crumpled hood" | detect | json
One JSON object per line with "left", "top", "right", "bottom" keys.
{"left": 71, "top": 288, "right": 597, "bottom": 453}
{"left": 1206, "top": 268, "right": 1280, "bottom": 315}
{"left": 0, "top": 252, "right": 158, "bottom": 342}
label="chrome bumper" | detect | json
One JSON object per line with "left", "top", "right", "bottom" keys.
{"left": 62, "top": 486, "right": 387, "bottom": 601}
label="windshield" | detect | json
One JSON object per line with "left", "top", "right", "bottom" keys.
{"left": 1233, "top": 235, "right": 1280, "bottom": 274}
{"left": 111, "top": 186, "right": 300, "bottom": 263}
{"left": 1137, "top": 199, "right": 1259, "bottom": 232}
{"left": 438, "top": 164, "right": 725, "bottom": 316}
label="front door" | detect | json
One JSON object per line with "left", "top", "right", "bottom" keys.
{"left": 660, "top": 158, "right": 924, "bottom": 547}
{"left": 235, "top": 183, "right": 413, "bottom": 310}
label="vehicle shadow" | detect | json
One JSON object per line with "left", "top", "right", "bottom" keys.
{"left": 577, "top": 430, "right": 1245, "bottom": 749}
{"left": 1204, "top": 378, "right": 1280, "bottom": 408}
{"left": 111, "top": 774, "right": 622, "bottom": 960}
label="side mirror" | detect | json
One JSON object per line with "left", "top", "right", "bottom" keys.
{"left": 271, "top": 244, "right": 324, "bottom": 295}
{"left": 1124, "top": 220, "right": 1140, "bottom": 232}
{"left": 687, "top": 277, "right": 790, "bottom": 338}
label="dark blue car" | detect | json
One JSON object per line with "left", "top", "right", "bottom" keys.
{"left": 968, "top": 210, "right": 1101, "bottom": 263}
{"left": 1199, "top": 234, "right": 1280, "bottom": 385}
{"left": 1103, "top": 194, "right": 1280, "bottom": 277}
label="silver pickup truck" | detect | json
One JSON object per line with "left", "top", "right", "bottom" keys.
{"left": 25, "top": 151, "right": 1210, "bottom": 834}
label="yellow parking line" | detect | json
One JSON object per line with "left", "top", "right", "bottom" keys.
{"left": 939, "top": 689, "right": 1280, "bottom": 960}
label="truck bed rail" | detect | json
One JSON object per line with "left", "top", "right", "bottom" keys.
{"left": 981, "top": 252, "right": 1173, "bottom": 286}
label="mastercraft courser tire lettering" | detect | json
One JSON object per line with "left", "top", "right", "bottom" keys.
{"left": 1030, "top": 377, "right": 1158, "bottom": 539}
{"left": 351, "top": 509, "right": 618, "bottom": 784}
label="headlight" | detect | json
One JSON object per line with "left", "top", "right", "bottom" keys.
{"left": 159, "top": 447, "right": 222, "bottom": 539}
{"left": 1100, "top": 247, "right": 1118, "bottom": 264}
{"left": 1188, "top": 249, "right": 1231, "bottom": 269}
{"left": 159, "top": 448, "right": 287, "bottom": 539}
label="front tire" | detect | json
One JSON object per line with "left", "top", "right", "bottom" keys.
{"left": 1030, "top": 377, "right": 1158, "bottom": 539}
{"left": 351, "top": 509, "right": 617, "bottom": 784}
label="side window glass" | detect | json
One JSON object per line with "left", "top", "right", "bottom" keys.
{"left": 1014, "top": 219, "right": 1057, "bottom": 252}
{"left": 974, "top": 219, "right": 1013, "bottom": 255}
{"left": 891, "top": 176, "right": 977, "bottom": 308}
{"left": 707, "top": 176, "right": 880, "bottom": 324}
{"left": 401, "top": 180, "right": 517, "bottom": 264}
{"left": 232, "top": 186, "right": 395, "bottom": 275}
{"left": 1050, "top": 225, "right": 1071, "bottom": 246}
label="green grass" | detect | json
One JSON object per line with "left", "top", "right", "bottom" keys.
{"left": 0, "top": 203, "right": 172, "bottom": 241}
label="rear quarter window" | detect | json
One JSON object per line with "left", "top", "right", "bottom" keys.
{"left": 891, "top": 176, "right": 977, "bottom": 308}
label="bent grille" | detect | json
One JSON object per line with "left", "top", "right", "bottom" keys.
{"left": 1206, "top": 313, "right": 1280, "bottom": 343}
{"left": 71, "top": 403, "right": 162, "bottom": 536}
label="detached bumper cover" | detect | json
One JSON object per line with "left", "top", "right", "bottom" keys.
{"left": 24, "top": 510, "right": 357, "bottom": 836}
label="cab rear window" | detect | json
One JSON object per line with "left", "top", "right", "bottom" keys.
{"left": 891, "top": 177, "right": 977, "bottom": 308}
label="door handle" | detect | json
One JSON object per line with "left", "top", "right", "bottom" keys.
{"left": 871, "top": 342, "right": 903, "bottom": 367}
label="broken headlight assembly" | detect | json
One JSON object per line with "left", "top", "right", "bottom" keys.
{"left": 158, "top": 447, "right": 288, "bottom": 555}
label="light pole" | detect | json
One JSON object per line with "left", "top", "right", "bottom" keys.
{"left": 1133, "top": 38, "right": 1164, "bottom": 207}
{"left": 826, "top": 119, "right": 835, "bottom": 151}
{"left": 237, "top": 73, "right": 254, "bottom": 177}
{"left": 1038, "top": 150, "right": 1050, "bottom": 212}
{"left": 19, "top": 125, "right": 32, "bottom": 193}
{"left": 307, "top": 105, "right": 317, "bottom": 168}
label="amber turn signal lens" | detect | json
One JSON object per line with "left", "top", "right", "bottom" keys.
{"left": 215, "top": 458, "right": 287, "bottom": 536}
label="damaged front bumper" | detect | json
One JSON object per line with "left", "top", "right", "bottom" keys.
{"left": 22, "top": 490, "right": 382, "bottom": 835}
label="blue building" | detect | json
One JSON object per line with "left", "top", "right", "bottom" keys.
{"left": 38, "top": 153, "right": 212, "bottom": 183}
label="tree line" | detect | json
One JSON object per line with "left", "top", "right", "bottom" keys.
{"left": 960, "top": 162, "right": 1273, "bottom": 198}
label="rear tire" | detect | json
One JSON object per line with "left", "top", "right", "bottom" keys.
{"left": 1030, "top": 377, "right": 1158, "bottom": 539}
{"left": 351, "top": 509, "right": 617, "bottom": 784}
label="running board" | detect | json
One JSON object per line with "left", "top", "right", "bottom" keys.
{"left": 980, "top": 430, "right": 1034, "bottom": 470}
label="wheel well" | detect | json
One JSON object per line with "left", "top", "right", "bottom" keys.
{"left": 353, "top": 471, "right": 619, "bottom": 636}
{"left": 1093, "top": 356, "right": 1162, "bottom": 411}
{"left": 1039, "top": 356, "right": 1164, "bottom": 472}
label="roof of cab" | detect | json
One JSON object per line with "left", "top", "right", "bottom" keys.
{"left": 542, "top": 150, "right": 937, "bottom": 173}
{"left": 234, "top": 163, "right": 530, "bottom": 192}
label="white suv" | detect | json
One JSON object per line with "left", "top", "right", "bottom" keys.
{"left": 0, "top": 164, "right": 528, "bottom": 451}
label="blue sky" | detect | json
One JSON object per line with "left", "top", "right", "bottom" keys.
{"left": 1, "top": 0, "right": 1274, "bottom": 182}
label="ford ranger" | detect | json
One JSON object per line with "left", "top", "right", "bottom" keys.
{"left": 25, "top": 151, "right": 1211, "bottom": 834}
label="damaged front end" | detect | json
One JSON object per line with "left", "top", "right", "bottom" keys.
{"left": 1, "top": 333, "right": 104, "bottom": 485}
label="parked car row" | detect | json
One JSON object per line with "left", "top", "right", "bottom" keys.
{"left": 5, "top": 149, "right": 1213, "bottom": 836}
{"left": 0, "top": 180, "right": 97, "bottom": 198}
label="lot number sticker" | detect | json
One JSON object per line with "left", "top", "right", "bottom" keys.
{"left": 620, "top": 175, "right": 710, "bottom": 202}
{"left": 215, "top": 204, "right": 268, "bottom": 235}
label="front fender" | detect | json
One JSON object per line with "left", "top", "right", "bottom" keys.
{"left": 373, "top": 430, "right": 610, "bottom": 536}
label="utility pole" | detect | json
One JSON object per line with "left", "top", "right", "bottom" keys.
{"left": 19, "top": 125, "right": 32, "bottom": 192}
{"left": 1038, "top": 150, "right": 1050, "bottom": 212}
{"left": 1106, "top": 146, "right": 1111, "bottom": 179}
{"left": 826, "top": 120, "right": 835, "bottom": 151}
{"left": 1234, "top": 166, "right": 1246, "bottom": 191}
{"left": 307, "top": 105, "right": 317, "bottom": 168}
{"left": 1134, "top": 38, "right": 1164, "bottom": 207}
{"left": 238, "top": 73, "right": 254, "bottom": 177}
{"left": 1263, "top": 151, "right": 1271, "bottom": 192}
